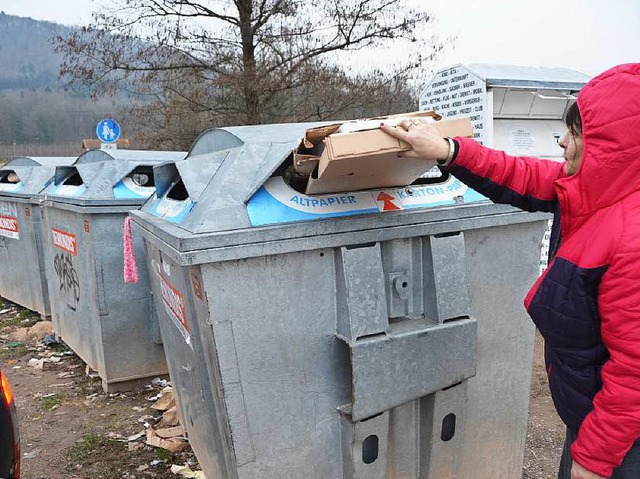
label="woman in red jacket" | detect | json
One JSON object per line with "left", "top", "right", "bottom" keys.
{"left": 382, "top": 63, "right": 640, "bottom": 479}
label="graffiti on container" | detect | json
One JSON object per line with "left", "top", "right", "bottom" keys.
{"left": 54, "top": 252, "right": 81, "bottom": 311}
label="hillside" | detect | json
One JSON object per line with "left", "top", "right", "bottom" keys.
{"left": 0, "top": 13, "right": 146, "bottom": 159}
{"left": 0, "top": 12, "right": 72, "bottom": 90}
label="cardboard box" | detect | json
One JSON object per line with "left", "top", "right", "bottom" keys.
{"left": 304, "top": 116, "right": 473, "bottom": 195}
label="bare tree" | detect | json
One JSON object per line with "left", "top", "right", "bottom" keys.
{"left": 56, "top": 0, "right": 443, "bottom": 148}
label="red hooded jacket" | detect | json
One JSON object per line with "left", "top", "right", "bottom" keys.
{"left": 446, "top": 63, "right": 640, "bottom": 477}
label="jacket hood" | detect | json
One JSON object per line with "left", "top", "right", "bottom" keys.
{"left": 556, "top": 63, "right": 640, "bottom": 234}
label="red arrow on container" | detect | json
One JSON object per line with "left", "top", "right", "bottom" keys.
{"left": 376, "top": 192, "right": 401, "bottom": 211}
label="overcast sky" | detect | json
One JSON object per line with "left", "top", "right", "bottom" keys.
{"left": 2, "top": 0, "right": 639, "bottom": 77}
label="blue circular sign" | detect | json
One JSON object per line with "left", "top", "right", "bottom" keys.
{"left": 96, "top": 119, "right": 121, "bottom": 143}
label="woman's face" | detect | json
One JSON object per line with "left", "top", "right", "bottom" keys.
{"left": 559, "top": 130, "right": 584, "bottom": 176}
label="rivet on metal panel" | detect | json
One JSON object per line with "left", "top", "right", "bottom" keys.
{"left": 392, "top": 274, "right": 411, "bottom": 300}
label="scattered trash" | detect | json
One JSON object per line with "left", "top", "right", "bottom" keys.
{"left": 0, "top": 308, "right": 12, "bottom": 315}
{"left": 85, "top": 365, "right": 99, "bottom": 379}
{"left": 151, "top": 377, "right": 170, "bottom": 388}
{"left": 170, "top": 464, "right": 206, "bottom": 478}
{"left": 146, "top": 428, "right": 188, "bottom": 453}
{"left": 127, "top": 430, "right": 146, "bottom": 442}
{"left": 4, "top": 341, "right": 24, "bottom": 348}
{"left": 43, "top": 334, "right": 59, "bottom": 346}
{"left": 150, "top": 387, "right": 175, "bottom": 412}
{"left": 149, "top": 460, "right": 162, "bottom": 467}
{"left": 22, "top": 449, "right": 41, "bottom": 460}
{"left": 27, "top": 358, "right": 44, "bottom": 369}
{"left": 41, "top": 393, "right": 56, "bottom": 398}
{"left": 160, "top": 406, "right": 180, "bottom": 428}
{"left": 132, "top": 406, "right": 146, "bottom": 412}
{"left": 137, "top": 464, "right": 149, "bottom": 472}
{"left": 57, "top": 371, "right": 76, "bottom": 379}
{"left": 27, "top": 355, "right": 65, "bottom": 369}
{"left": 137, "top": 414, "right": 159, "bottom": 426}
{"left": 155, "top": 426, "right": 185, "bottom": 439}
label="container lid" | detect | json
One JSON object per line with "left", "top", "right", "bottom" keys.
{"left": 42, "top": 149, "right": 187, "bottom": 206}
{"left": 137, "top": 122, "right": 496, "bottom": 241}
{"left": 0, "top": 156, "right": 77, "bottom": 198}
{"left": 466, "top": 63, "right": 592, "bottom": 90}
{"left": 143, "top": 124, "right": 316, "bottom": 232}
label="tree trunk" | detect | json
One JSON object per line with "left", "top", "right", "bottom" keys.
{"left": 237, "top": 0, "right": 259, "bottom": 124}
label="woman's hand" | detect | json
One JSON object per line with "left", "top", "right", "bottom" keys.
{"left": 380, "top": 119, "right": 450, "bottom": 161}
{"left": 571, "top": 461, "right": 606, "bottom": 479}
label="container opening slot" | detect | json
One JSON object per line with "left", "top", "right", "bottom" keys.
{"left": 411, "top": 168, "right": 449, "bottom": 185}
{"left": 128, "top": 166, "right": 155, "bottom": 187}
{"left": 62, "top": 169, "right": 83, "bottom": 186}
{"left": 0, "top": 171, "right": 20, "bottom": 184}
{"left": 167, "top": 179, "right": 189, "bottom": 201}
{"left": 280, "top": 152, "right": 314, "bottom": 194}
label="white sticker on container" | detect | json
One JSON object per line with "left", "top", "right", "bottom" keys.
{"left": 509, "top": 128, "right": 537, "bottom": 152}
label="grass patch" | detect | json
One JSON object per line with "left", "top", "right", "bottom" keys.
{"left": 40, "top": 393, "right": 64, "bottom": 410}
{"left": 155, "top": 447, "right": 177, "bottom": 464}
{"left": 1, "top": 308, "right": 40, "bottom": 329}
{"left": 65, "top": 433, "right": 130, "bottom": 476}
{"left": 0, "top": 343, "right": 30, "bottom": 362}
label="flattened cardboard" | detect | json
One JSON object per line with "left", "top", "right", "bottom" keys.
{"left": 302, "top": 110, "right": 440, "bottom": 148}
{"left": 305, "top": 117, "right": 473, "bottom": 195}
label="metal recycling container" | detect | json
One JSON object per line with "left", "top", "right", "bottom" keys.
{"left": 131, "top": 122, "right": 550, "bottom": 479}
{"left": 0, "top": 157, "right": 77, "bottom": 316}
{"left": 40, "top": 149, "right": 186, "bottom": 392}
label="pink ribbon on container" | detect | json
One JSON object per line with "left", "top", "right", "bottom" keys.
{"left": 123, "top": 216, "right": 139, "bottom": 284}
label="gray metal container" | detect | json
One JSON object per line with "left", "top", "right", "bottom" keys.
{"left": 131, "top": 123, "right": 549, "bottom": 479}
{"left": 0, "top": 157, "right": 77, "bottom": 316}
{"left": 40, "top": 149, "right": 186, "bottom": 391}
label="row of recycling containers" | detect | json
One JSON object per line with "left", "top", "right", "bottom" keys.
{"left": 0, "top": 62, "right": 590, "bottom": 478}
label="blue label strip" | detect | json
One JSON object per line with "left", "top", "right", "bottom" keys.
{"left": 246, "top": 177, "right": 488, "bottom": 226}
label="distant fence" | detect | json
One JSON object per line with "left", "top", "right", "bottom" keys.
{"left": 0, "top": 142, "right": 83, "bottom": 162}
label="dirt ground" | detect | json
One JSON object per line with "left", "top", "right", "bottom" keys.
{"left": 0, "top": 298, "right": 563, "bottom": 479}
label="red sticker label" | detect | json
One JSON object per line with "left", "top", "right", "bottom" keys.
{"left": 159, "top": 273, "right": 189, "bottom": 336}
{"left": 51, "top": 228, "right": 77, "bottom": 256}
{"left": 0, "top": 215, "right": 19, "bottom": 239}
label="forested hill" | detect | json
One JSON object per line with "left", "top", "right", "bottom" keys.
{"left": 0, "top": 12, "right": 73, "bottom": 90}
{"left": 0, "top": 14, "right": 132, "bottom": 158}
